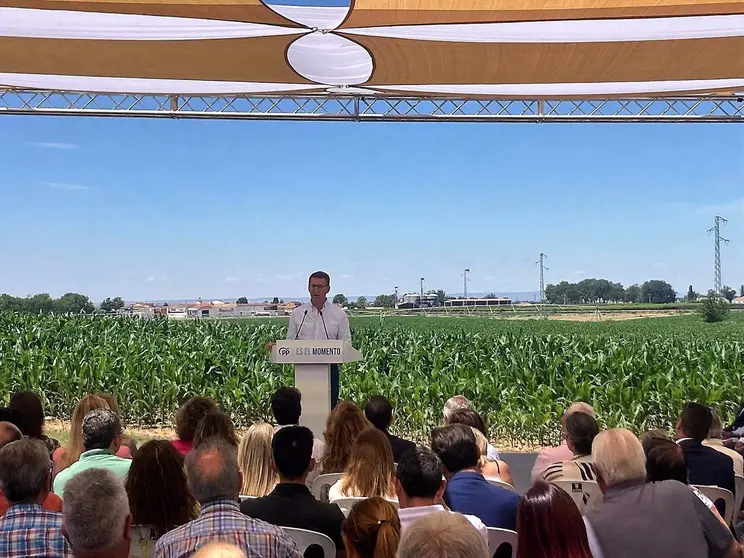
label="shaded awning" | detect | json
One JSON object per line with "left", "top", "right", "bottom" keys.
{"left": 1, "top": 0, "right": 743, "bottom": 96}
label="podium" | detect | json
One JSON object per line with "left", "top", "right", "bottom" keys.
{"left": 271, "top": 340, "right": 362, "bottom": 438}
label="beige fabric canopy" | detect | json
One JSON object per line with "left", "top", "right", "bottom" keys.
{"left": 1, "top": 0, "right": 743, "bottom": 96}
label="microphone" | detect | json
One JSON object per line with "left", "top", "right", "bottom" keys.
{"left": 319, "top": 310, "right": 330, "bottom": 340}
{"left": 295, "top": 310, "right": 308, "bottom": 340}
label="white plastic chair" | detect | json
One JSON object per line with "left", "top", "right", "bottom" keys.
{"left": 332, "top": 497, "right": 399, "bottom": 517}
{"left": 692, "top": 485, "right": 736, "bottom": 525}
{"left": 485, "top": 477, "right": 516, "bottom": 492}
{"left": 311, "top": 473, "right": 344, "bottom": 503}
{"left": 486, "top": 527, "right": 518, "bottom": 558}
{"left": 129, "top": 525, "right": 158, "bottom": 558}
{"left": 239, "top": 495, "right": 257, "bottom": 503}
{"left": 734, "top": 475, "right": 744, "bottom": 518}
{"left": 551, "top": 480, "right": 603, "bottom": 514}
{"left": 281, "top": 527, "right": 336, "bottom": 558}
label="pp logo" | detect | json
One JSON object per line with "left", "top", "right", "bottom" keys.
{"left": 278, "top": 347, "right": 291, "bottom": 356}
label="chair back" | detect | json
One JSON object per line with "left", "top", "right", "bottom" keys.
{"left": 129, "top": 525, "right": 158, "bottom": 558}
{"left": 692, "top": 485, "right": 735, "bottom": 524}
{"left": 486, "top": 527, "right": 517, "bottom": 558}
{"left": 239, "top": 495, "right": 258, "bottom": 503}
{"left": 551, "top": 480, "right": 603, "bottom": 514}
{"left": 331, "top": 497, "right": 399, "bottom": 517}
{"left": 311, "top": 473, "right": 344, "bottom": 503}
{"left": 485, "top": 477, "right": 516, "bottom": 492}
{"left": 281, "top": 527, "right": 336, "bottom": 558}
{"left": 734, "top": 475, "right": 744, "bottom": 519}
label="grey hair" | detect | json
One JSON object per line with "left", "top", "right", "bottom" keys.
{"left": 0, "top": 438, "right": 50, "bottom": 503}
{"left": 185, "top": 436, "right": 241, "bottom": 504}
{"left": 82, "top": 408, "right": 121, "bottom": 451}
{"left": 63, "top": 468, "right": 130, "bottom": 552}
{"left": 443, "top": 396, "right": 472, "bottom": 422}
{"left": 592, "top": 428, "right": 646, "bottom": 487}
{"left": 397, "top": 511, "right": 489, "bottom": 558}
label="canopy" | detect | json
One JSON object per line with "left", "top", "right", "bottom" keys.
{"left": 1, "top": 0, "right": 744, "bottom": 97}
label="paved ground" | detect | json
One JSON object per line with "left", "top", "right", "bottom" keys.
{"left": 501, "top": 452, "right": 538, "bottom": 495}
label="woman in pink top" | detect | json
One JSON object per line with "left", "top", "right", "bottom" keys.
{"left": 171, "top": 396, "right": 217, "bottom": 456}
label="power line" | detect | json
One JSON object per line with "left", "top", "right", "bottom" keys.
{"left": 535, "top": 253, "right": 548, "bottom": 303}
{"left": 707, "top": 216, "right": 729, "bottom": 296}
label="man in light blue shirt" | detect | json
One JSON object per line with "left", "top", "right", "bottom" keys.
{"left": 53, "top": 409, "right": 131, "bottom": 498}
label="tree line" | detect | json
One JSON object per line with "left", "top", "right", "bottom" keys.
{"left": 545, "top": 279, "right": 677, "bottom": 304}
{"left": 0, "top": 293, "right": 99, "bottom": 314}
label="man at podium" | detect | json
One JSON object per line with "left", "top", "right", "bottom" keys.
{"left": 287, "top": 271, "right": 351, "bottom": 408}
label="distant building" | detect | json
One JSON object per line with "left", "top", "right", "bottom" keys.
{"left": 399, "top": 293, "right": 440, "bottom": 308}
{"left": 733, "top": 296, "right": 744, "bottom": 305}
{"left": 445, "top": 297, "right": 511, "bottom": 307}
{"left": 186, "top": 302, "right": 278, "bottom": 318}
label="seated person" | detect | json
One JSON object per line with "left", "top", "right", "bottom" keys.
{"left": 364, "top": 395, "right": 415, "bottom": 463}
{"left": 329, "top": 427, "right": 396, "bottom": 501}
{"left": 470, "top": 428, "right": 514, "bottom": 487}
{"left": 241, "top": 425, "right": 345, "bottom": 553}
{"left": 542, "top": 411, "right": 599, "bottom": 482}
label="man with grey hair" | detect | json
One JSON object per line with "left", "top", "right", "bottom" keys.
{"left": 531, "top": 401, "right": 595, "bottom": 482}
{"left": 53, "top": 409, "right": 131, "bottom": 498}
{"left": 704, "top": 409, "right": 744, "bottom": 476}
{"left": 443, "top": 396, "right": 499, "bottom": 460}
{"left": 62, "top": 468, "right": 131, "bottom": 558}
{"left": 155, "top": 437, "right": 301, "bottom": 558}
{"left": 397, "top": 511, "right": 489, "bottom": 558}
{"left": 0, "top": 438, "right": 72, "bottom": 557}
{"left": 584, "top": 428, "right": 740, "bottom": 558}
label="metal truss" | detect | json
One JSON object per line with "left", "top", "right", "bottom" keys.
{"left": 1, "top": 89, "right": 743, "bottom": 122}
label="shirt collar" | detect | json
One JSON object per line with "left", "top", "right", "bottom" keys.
{"left": 449, "top": 470, "right": 484, "bottom": 482}
{"left": 676, "top": 438, "right": 699, "bottom": 446}
{"left": 4, "top": 502, "right": 45, "bottom": 514}
{"left": 200, "top": 499, "right": 241, "bottom": 515}
{"left": 271, "top": 483, "right": 312, "bottom": 496}
{"left": 603, "top": 479, "right": 645, "bottom": 499}
{"left": 399, "top": 504, "right": 445, "bottom": 515}
{"left": 80, "top": 448, "right": 114, "bottom": 459}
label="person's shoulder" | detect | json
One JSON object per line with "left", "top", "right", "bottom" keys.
{"left": 155, "top": 521, "right": 191, "bottom": 548}
{"left": 291, "top": 304, "right": 309, "bottom": 315}
{"left": 240, "top": 495, "right": 270, "bottom": 516}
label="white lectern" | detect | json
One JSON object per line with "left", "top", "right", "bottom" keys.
{"left": 271, "top": 340, "right": 362, "bottom": 439}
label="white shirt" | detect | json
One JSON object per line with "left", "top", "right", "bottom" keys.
{"left": 287, "top": 301, "right": 351, "bottom": 342}
{"left": 398, "top": 505, "right": 489, "bottom": 545}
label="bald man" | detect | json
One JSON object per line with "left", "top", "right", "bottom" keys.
{"left": 531, "top": 402, "right": 596, "bottom": 483}
{"left": 0, "top": 422, "right": 21, "bottom": 449}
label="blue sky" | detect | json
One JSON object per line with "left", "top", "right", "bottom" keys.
{"left": 1, "top": 117, "right": 742, "bottom": 302}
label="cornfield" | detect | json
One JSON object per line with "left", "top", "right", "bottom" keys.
{"left": 1, "top": 312, "right": 743, "bottom": 446}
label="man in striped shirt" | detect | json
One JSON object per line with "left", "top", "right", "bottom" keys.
{"left": 155, "top": 437, "right": 301, "bottom": 558}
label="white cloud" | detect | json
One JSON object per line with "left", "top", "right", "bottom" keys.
{"left": 32, "top": 142, "right": 80, "bottom": 150}
{"left": 225, "top": 276, "right": 239, "bottom": 282}
{"left": 46, "top": 182, "right": 88, "bottom": 191}
{"left": 145, "top": 276, "right": 156, "bottom": 282}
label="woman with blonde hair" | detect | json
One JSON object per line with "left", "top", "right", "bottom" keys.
{"left": 471, "top": 427, "right": 515, "bottom": 487}
{"left": 329, "top": 427, "right": 396, "bottom": 501}
{"left": 321, "top": 401, "right": 369, "bottom": 474}
{"left": 237, "top": 422, "right": 278, "bottom": 497}
{"left": 53, "top": 394, "right": 111, "bottom": 475}
{"left": 342, "top": 497, "right": 401, "bottom": 558}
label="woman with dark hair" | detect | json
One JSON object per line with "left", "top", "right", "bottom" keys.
{"left": 193, "top": 409, "right": 239, "bottom": 449}
{"left": 343, "top": 497, "right": 401, "bottom": 558}
{"left": 321, "top": 402, "right": 370, "bottom": 474}
{"left": 445, "top": 408, "right": 501, "bottom": 461}
{"left": 125, "top": 440, "right": 198, "bottom": 538}
{"left": 517, "top": 481, "right": 593, "bottom": 558}
{"left": 172, "top": 396, "right": 216, "bottom": 456}
{"left": 542, "top": 412, "right": 599, "bottom": 482}
{"left": 9, "top": 391, "right": 59, "bottom": 455}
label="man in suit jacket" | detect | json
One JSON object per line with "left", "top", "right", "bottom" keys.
{"left": 364, "top": 395, "right": 415, "bottom": 463}
{"left": 241, "top": 426, "right": 345, "bottom": 552}
{"left": 677, "top": 402, "right": 735, "bottom": 496}
{"left": 431, "top": 424, "right": 519, "bottom": 530}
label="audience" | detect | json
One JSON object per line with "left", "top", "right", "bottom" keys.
{"left": 54, "top": 409, "right": 132, "bottom": 497}
{"left": 0, "top": 438, "right": 72, "bottom": 557}
{"left": 194, "top": 409, "right": 239, "bottom": 449}
{"left": 320, "top": 402, "right": 369, "bottom": 474}
{"left": 531, "top": 402, "right": 595, "bottom": 483}
{"left": 517, "top": 481, "right": 593, "bottom": 558}
{"left": 172, "top": 396, "right": 217, "bottom": 457}
{"left": 124, "top": 440, "right": 198, "bottom": 538}
{"left": 154, "top": 437, "right": 301, "bottom": 558}
{"left": 329, "top": 426, "right": 396, "bottom": 501}
{"left": 0, "top": 421, "right": 63, "bottom": 515}
{"left": 397, "top": 511, "right": 489, "bottom": 558}
{"left": 644, "top": 438, "right": 727, "bottom": 526}
{"left": 54, "top": 394, "right": 111, "bottom": 474}
{"left": 9, "top": 391, "right": 60, "bottom": 455}
{"left": 444, "top": 406, "right": 500, "bottom": 460}
{"left": 62, "top": 468, "right": 132, "bottom": 558}
{"left": 471, "top": 427, "right": 515, "bottom": 486}
{"left": 240, "top": 425, "right": 345, "bottom": 551}
{"left": 193, "top": 543, "right": 248, "bottom": 558}
{"left": 542, "top": 411, "right": 599, "bottom": 482}
{"left": 363, "top": 395, "right": 415, "bottom": 463}
{"left": 394, "top": 446, "right": 487, "bottom": 544}
{"left": 676, "top": 402, "right": 735, "bottom": 495}
{"left": 271, "top": 387, "right": 325, "bottom": 487}
{"left": 342, "top": 497, "right": 400, "bottom": 558}
{"left": 704, "top": 409, "right": 744, "bottom": 477}
{"left": 431, "top": 423, "right": 519, "bottom": 530}
{"left": 237, "top": 422, "right": 279, "bottom": 497}
{"left": 584, "top": 428, "right": 739, "bottom": 558}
